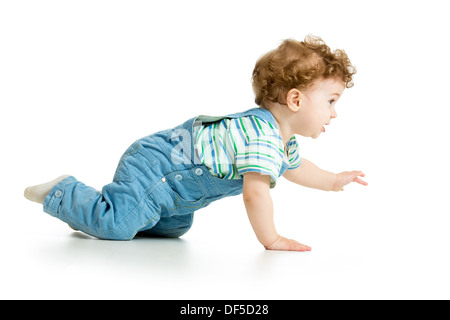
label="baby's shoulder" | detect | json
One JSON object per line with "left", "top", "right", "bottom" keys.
{"left": 230, "top": 115, "right": 279, "bottom": 138}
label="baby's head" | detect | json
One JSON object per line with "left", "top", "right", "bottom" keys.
{"left": 252, "top": 35, "right": 356, "bottom": 138}
{"left": 252, "top": 35, "right": 356, "bottom": 109}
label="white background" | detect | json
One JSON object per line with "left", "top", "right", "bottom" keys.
{"left": 1, "top": 0, "right": 449, "bottom": 299}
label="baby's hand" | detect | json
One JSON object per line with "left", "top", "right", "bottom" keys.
{"left": 264, "top": 235, "right": 312, "bottom": 252}
{"left": 333, "top": 171, "right": 368, "bottom": 191}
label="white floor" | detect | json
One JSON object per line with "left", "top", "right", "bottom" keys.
{"left": 3, "top": 175, "right": 450, "bottom": 300}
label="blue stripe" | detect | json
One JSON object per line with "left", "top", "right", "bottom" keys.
{"left": 287, "top": 137, "right": 297, "bottom": 145}
{"left": 287, "top": 158, "right": 302, "bottom": 170}
{"left": 208, "top": 125, "right": 218, "bottom": 175}
{"left": 220, "top": 119, "right": 228, "bottom": 130}
{"left": 293, "top": 158, "right": 302, "bottom": 169}
{"left": 248, "top": 141, "right": 284, "bottom": 158}
{"left": 234, "top": 118, "right": 248, "bottom": 145}
{"left": 249, "top": 116, "right": 261, "bottom": 137}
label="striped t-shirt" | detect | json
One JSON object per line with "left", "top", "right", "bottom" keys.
{"left": 193, "top": 115, "right": 302, "bottom": 188}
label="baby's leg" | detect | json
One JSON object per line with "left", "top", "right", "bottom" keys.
{"left": 24, "top": 175, "right": 71, "bottom": 204}
{"left": 25, "top": 175, "right": 160, "bottom": 240}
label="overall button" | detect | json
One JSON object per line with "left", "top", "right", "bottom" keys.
{"left": 195, "top": 168, "right": 203, "bottom": 176}
{"left": 175, "top": 174, "right": 183, "bottom": 181}
{"left": 54, "top": 190, "right": 63, "bottom": 198}
{"left": 161, "top": 177, "right": 166, "bottom": 183}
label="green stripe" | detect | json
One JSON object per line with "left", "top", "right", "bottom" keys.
{"left": 239, "top": 117, "right": 250, "bottom": 142}
{"left": 200, "top": 141, "right": 205, "bottom": 162}
{"left": 212, "top": 122, "right": 222, "bottom": 174}
{"left": 229, "top": 127, "right": 238, "bottom": 154}
{"left": 254, "top": 117, "right": 264, "bottom": 131}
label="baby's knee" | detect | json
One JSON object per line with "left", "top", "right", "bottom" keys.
{"left": 138, "top": 225, "right": 191, "bottom": 238}
{"left": 160, "top": 226, "right": 191, "bottom": 238}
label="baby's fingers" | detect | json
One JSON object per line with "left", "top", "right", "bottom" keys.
{"left": 265, "top": 236, "right": 312, "bottom": 252}
{"left": 289, "top": 240, "right": 312, "bottom": 252}
{"left": 353, "top": 173, "right": 368, "bottom": 186}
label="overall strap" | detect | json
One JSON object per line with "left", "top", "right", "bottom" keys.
{"left": 224, "top": 107, "right": 279, "bottom": 129}
{"left": 194, "top": 107, "right": 279, "bottom": 131}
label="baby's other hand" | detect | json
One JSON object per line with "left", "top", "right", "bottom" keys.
{"left": 264, "top": 235, "right": 312, "bottom": 252}
{"left": 333, "top": 171, "right": 368, "bottom": 191}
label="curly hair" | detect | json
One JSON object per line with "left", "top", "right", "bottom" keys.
{"left": 252, "top": 35, "right": 356, "bottom": 109}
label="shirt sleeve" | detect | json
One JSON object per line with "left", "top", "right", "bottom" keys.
{"left": 235, "top": 135, "right": 284, "bottom": 188}
{"left": 286, "top": 136, "right": 302, "bottom": 170}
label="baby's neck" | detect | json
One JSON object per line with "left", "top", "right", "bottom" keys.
{"left": 266, "top": 103, "right": 294, "bottom": 147}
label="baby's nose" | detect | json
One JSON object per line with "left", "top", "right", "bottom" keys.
{"left": 331, "top": 106, "right": 337, "bottom": 118}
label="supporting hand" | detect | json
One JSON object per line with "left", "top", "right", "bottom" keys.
{"left": 264, "top": 235, "right": 312, "bottom": 252}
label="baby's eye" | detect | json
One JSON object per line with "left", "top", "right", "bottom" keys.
{"left": 328, "top": 99, "right": 335, "bottom": 105}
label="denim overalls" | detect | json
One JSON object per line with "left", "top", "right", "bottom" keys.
{"left": 43, "top": 108, "right": 290, "bottom": 240}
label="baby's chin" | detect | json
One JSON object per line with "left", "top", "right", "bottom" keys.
{"left": 311, "top": 132, "right": 321, "bottom": 139}
{"left": 311, "top": 126, "right": 327, "bottom": 139}
{"left": 298, "top": 129, "right": 321, "bottom": 139}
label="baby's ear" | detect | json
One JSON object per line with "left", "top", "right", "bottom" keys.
{"left": 286, "top": 88, "right": 302, "bottom": 112}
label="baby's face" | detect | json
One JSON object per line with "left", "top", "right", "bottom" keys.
{"left": 294, "top": 78, "right": 345, "bottom": 139}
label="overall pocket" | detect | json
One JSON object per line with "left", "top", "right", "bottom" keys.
{"left": 163, "top": 169, "right": 209, "bottom": 214}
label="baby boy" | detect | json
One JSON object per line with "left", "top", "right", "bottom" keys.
{"left": 24, "top": 35, "right": 367, "bottom": 251}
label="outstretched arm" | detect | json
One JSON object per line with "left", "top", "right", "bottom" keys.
{"left": 283, "top": 158, "right": 368, "bottom": 191}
